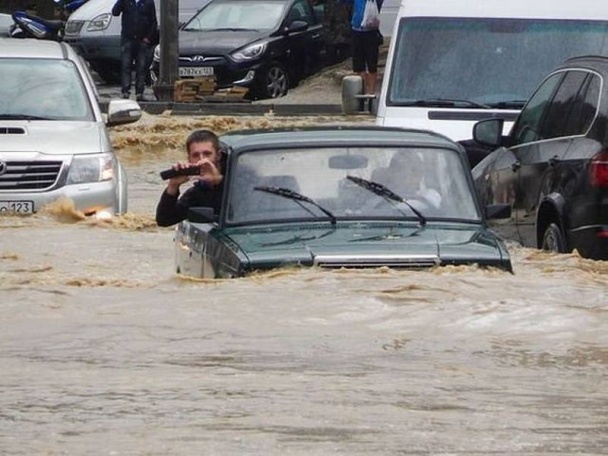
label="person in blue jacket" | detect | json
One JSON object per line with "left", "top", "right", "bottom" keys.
{"left": 349, "top": 0, "right": 383, "bottom": 94}
{"left": 112, "top": 0, "right": 158, "bottom": 101}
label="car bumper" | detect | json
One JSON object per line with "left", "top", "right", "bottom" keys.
{"left": 151, "top": 59, "right": 261, "bottom": 89}
{"left": 64, "top": 35, "right": 121, "bottom": 64}
{"left": 2, "top": 180, "right": 121, "bottom": 216}
{"left": 569, "top": 224, "right": 608, "bottom": 260}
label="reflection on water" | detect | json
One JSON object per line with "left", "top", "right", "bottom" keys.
{"left": 0, "top": 115, "right": 607, "bottom": 454}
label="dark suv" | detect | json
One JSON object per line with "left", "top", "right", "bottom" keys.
{"left": 151, "top": 0, "right": 326, "bottom": 100}
{"left": 471, "top": 55, "right": 608, "bottom": 260}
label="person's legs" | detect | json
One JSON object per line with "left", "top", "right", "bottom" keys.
{"left": 362, "top": 30, "right": 380, "bottom": 94}
{"left": 351, "top": 30, "right": 367, "bottom": 88}
{"left": 134, "top": 41, "right": 150, "bottom": 99}
{"left": 120, "top": 38, "right": 134, "bottom": 97}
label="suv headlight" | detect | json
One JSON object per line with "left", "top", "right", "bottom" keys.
{"left": 67, "top": 154, "right": 115, "bottom": 184}
{"left": 87, "top": 13, "right": 112, "bottom": 32}
{"left": 231, "top": 42, "right": 267, "bottom": 62}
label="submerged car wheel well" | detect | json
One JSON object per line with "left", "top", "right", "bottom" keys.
{"left": 536, "top": 200, "right": 570, "bottom": 252}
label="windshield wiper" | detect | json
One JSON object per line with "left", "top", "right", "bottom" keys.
{"left": 205, "top": 27, "right": 257, "bottom": 31}
{"left": 485, "top": 100, "right": 527, "bottom": 109}
{"left": 0, "top": 114, "right": 54, "bottom": 120}
{"left": 346, "top": 175, "right": 427, "bottom": 226}
{"left": 253, "top": 186, "right": 337, "bottom": 225}
{"left": 397, "top": 98, "right": 491, "bottom": 109}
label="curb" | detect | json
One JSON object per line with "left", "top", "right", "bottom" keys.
{"left": 138, "top": 101, "right": 349, "bottom": 117}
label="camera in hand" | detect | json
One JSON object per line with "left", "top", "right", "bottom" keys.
{"left": 159, "top": 165, "right": 201, "bottom": 180}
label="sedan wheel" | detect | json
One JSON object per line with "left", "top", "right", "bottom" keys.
{"left": 256, "top": 62, "right": 288, "bottom": 99}
{"left": 541, "top": 222, "right": 567, "bottom": 253}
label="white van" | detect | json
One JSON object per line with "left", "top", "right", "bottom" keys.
{"left": 64, "top": 0, "right": 207, "bottom": 84}
{"left": 371, "top": 0, "right": 608, "bottom": 164}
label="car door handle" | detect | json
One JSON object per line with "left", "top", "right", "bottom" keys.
{"left": 511, "top": 161, "right": 521, "bottom": 172}
{"left": 548, "top": 155, "right": 559, "bottom": 167}
{"left": 312, "top": 33, "right": 320, "bottom": 39}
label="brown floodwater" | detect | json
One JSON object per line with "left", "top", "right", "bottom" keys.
{"left": 1, "top": 114, "right": 607, "bottom": 455}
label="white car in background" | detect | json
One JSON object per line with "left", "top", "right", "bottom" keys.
{"left": 64, "top": 0, "right": 209, "bottom": 84}
{"left": 0, "top": 38, "right": 142, "bottom": 218}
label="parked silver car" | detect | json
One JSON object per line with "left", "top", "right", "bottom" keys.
{"left": 0, "top": 38, "right": 141, "bottom": 217}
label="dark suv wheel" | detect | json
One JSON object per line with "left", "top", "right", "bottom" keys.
{"left": 541, "top": 222, "right": 567, "bottom": 253}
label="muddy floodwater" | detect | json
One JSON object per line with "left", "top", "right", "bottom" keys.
{"left": 1, "top": 114, "right": 607, "bottom": 455}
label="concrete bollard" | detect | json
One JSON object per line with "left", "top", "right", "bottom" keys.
{"left": 342, "top": 75, "right": 363, "bottom": 115}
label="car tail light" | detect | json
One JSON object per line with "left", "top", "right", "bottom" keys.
{"left": 590, "top": 151, "right": 608, "bottom": 188}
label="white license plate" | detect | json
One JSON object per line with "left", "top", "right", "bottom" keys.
{"left": 179, "top": 67, "right": 214, "bottom": 77}
{"left": 0, "top": 200, "right": 34, "bottom": 214}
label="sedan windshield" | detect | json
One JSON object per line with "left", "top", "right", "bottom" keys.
{"left": 0, "top": 58, "right": 93, "bottom": 121}
{"left": 226, "top": 146, "right": 480, "bottom": 225}
{"left": 183, "top": 0, "right": 286, "bottom": 31}
{"left": 389, "top": 18, "right": 608, "bottom": 108}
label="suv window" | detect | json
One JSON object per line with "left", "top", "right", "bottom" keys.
{"left": 510, "top": 72, "right": 563, "bottom": 146}
{"left": 564, "top": 72, "right": 601, "bottom": 136}
{"left": 541, "top": 70, "right": 588, "bottom": 139}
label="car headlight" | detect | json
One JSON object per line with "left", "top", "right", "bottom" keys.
{"left": 87, "top": 13, "right": 112, "bottom": 32}
{"left": 231, "top": 42, "right": 267, "bottom": 62}
{"left": 153, "top": 44, "right": 160, "bottom": 63}
{"left": 67, "top": 154, "right": 115, "bottom": 185}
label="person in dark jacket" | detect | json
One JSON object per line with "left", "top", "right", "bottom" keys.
{"left": 156, "top": 130, "right": 224, "bottom": 227}
{"left": 112, "top": 0, "right": 158, "bottom": 101}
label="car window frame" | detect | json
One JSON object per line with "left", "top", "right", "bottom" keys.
{"left": 509, "top": 71, "right": 564, "bottom": 147}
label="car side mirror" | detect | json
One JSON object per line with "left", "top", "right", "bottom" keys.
{"left": 187, "top": 206, "right": 216, "bottom": 223}
{"left": 285, "top": 20, "right": 308, "bottom": 33}
{"left": 106, "top": 99, "right": 142, "bottom": 127}
{"left": 473, "top": 118, "right": 504, "bottom": 148}
{"left": 486, "top": 203, "right": 511, "bottom": 220}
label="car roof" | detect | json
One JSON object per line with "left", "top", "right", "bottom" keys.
{"left": 560, "top": 55, "right": 608, "bottom": 72}
{"left": 220, "top": 126, "right": 464, "bottom": 153}
{"left": 0, "top": 38, "right": 75, "bottom": 60}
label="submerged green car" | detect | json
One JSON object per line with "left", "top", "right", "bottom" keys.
{"left": 174, "top": 126, "right": 513, "bottom": 278}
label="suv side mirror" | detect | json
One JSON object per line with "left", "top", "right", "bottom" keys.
{"left": 473, "top": 118, "right": 505, "bottom": 148}
{"left": 486, "top": 203, "right": 511, "bottom": 220}
{"left": 106, "top": 99, "right": 142, "bottom": 127}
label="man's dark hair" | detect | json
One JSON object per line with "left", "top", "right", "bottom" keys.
{"left": 186, "top": 129, "right": 220, "bottom": 154}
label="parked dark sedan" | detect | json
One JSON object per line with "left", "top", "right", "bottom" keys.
{"left": 151, "top": 0, "right": 326, "bottom": 99}
{"left": 171, "top": 126, "right": 513, "bottom": 279}
{"left": 472, "top": 55, "right": 608, "bottom": 260}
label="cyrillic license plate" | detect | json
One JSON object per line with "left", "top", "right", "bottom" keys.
{"left": 0, "top": 200, "right": 34, "bottom": 214}
{"left": 179, "top": 66, "right": 214, "bottom": 77}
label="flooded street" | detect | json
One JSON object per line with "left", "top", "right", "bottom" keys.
{"left": 1, "top": 114, "right": 607, "bottom": 455}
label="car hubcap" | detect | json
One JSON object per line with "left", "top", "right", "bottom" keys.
{"left": 266, "top": 67, "right": 287, "bottom": 98}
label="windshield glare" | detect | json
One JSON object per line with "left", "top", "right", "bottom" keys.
{"left": 389, "top": 18, "right": 608, "bottom": 107}
{"left": 184, "top": 0, "right": 285, "bottom": 31}
{"left": 226, "top": 146, "right": 480, "bottom": 225}
{"left": 0, "top": 59, "right": 93, "bottom": 121}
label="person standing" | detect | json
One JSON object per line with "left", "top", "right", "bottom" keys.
{"left": 112, "top": 0, "right": 158, "bottom": 101}
{"left": 349, "top": 0, "right": 383, "bottom": 94}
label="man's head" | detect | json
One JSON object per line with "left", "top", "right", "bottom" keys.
{"left": 186, "top": 129, "right": 221, "bottom": 165}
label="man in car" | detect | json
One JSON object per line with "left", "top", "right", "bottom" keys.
{"left": 155, "top": 129, "right": 224, "bottom": 227}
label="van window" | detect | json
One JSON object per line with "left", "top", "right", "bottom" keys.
{"left": 387, "top": 17, "right": 608, "bottom": 108}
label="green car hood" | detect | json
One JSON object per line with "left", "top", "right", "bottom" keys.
{"left": 223, "top": 222, "right": 510, "bottom": 270}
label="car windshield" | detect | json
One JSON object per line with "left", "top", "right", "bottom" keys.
{"left": 183, "top": 0, "right": 286, "bottom": 31}
{"left": 225, "top": 146, "right": 480, "bottom": 225}
{"left": 388, "top": 18, "right": 608, "bottom": 108}
{"left": 0, "top": 58, "right": 93, "bottom": 121}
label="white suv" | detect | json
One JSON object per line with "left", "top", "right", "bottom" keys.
{"left": 0, "top": 38, "right": 141, "bottom": 218}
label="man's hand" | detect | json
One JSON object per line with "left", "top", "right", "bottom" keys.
{"left": 196, "top": 158, "right": 223, "bottom": 187}
{"left": 166, "top": 161, "right": 195, "bottom": 196}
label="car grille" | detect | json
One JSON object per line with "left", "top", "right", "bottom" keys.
{"left": 65, "top": 20, "right": 84, "bottom": 35}
{"left": 0, "top": 160, "right": 62, "bottom": 191}
{"left": 313, "top": 254, "right": 441, "bottom": 269}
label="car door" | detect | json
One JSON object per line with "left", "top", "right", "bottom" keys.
{"left": 513, "top": 70, "right": 589, "bottom": 245}
{"left": 283, "top": 0, "right": 324, "bottom": 80}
